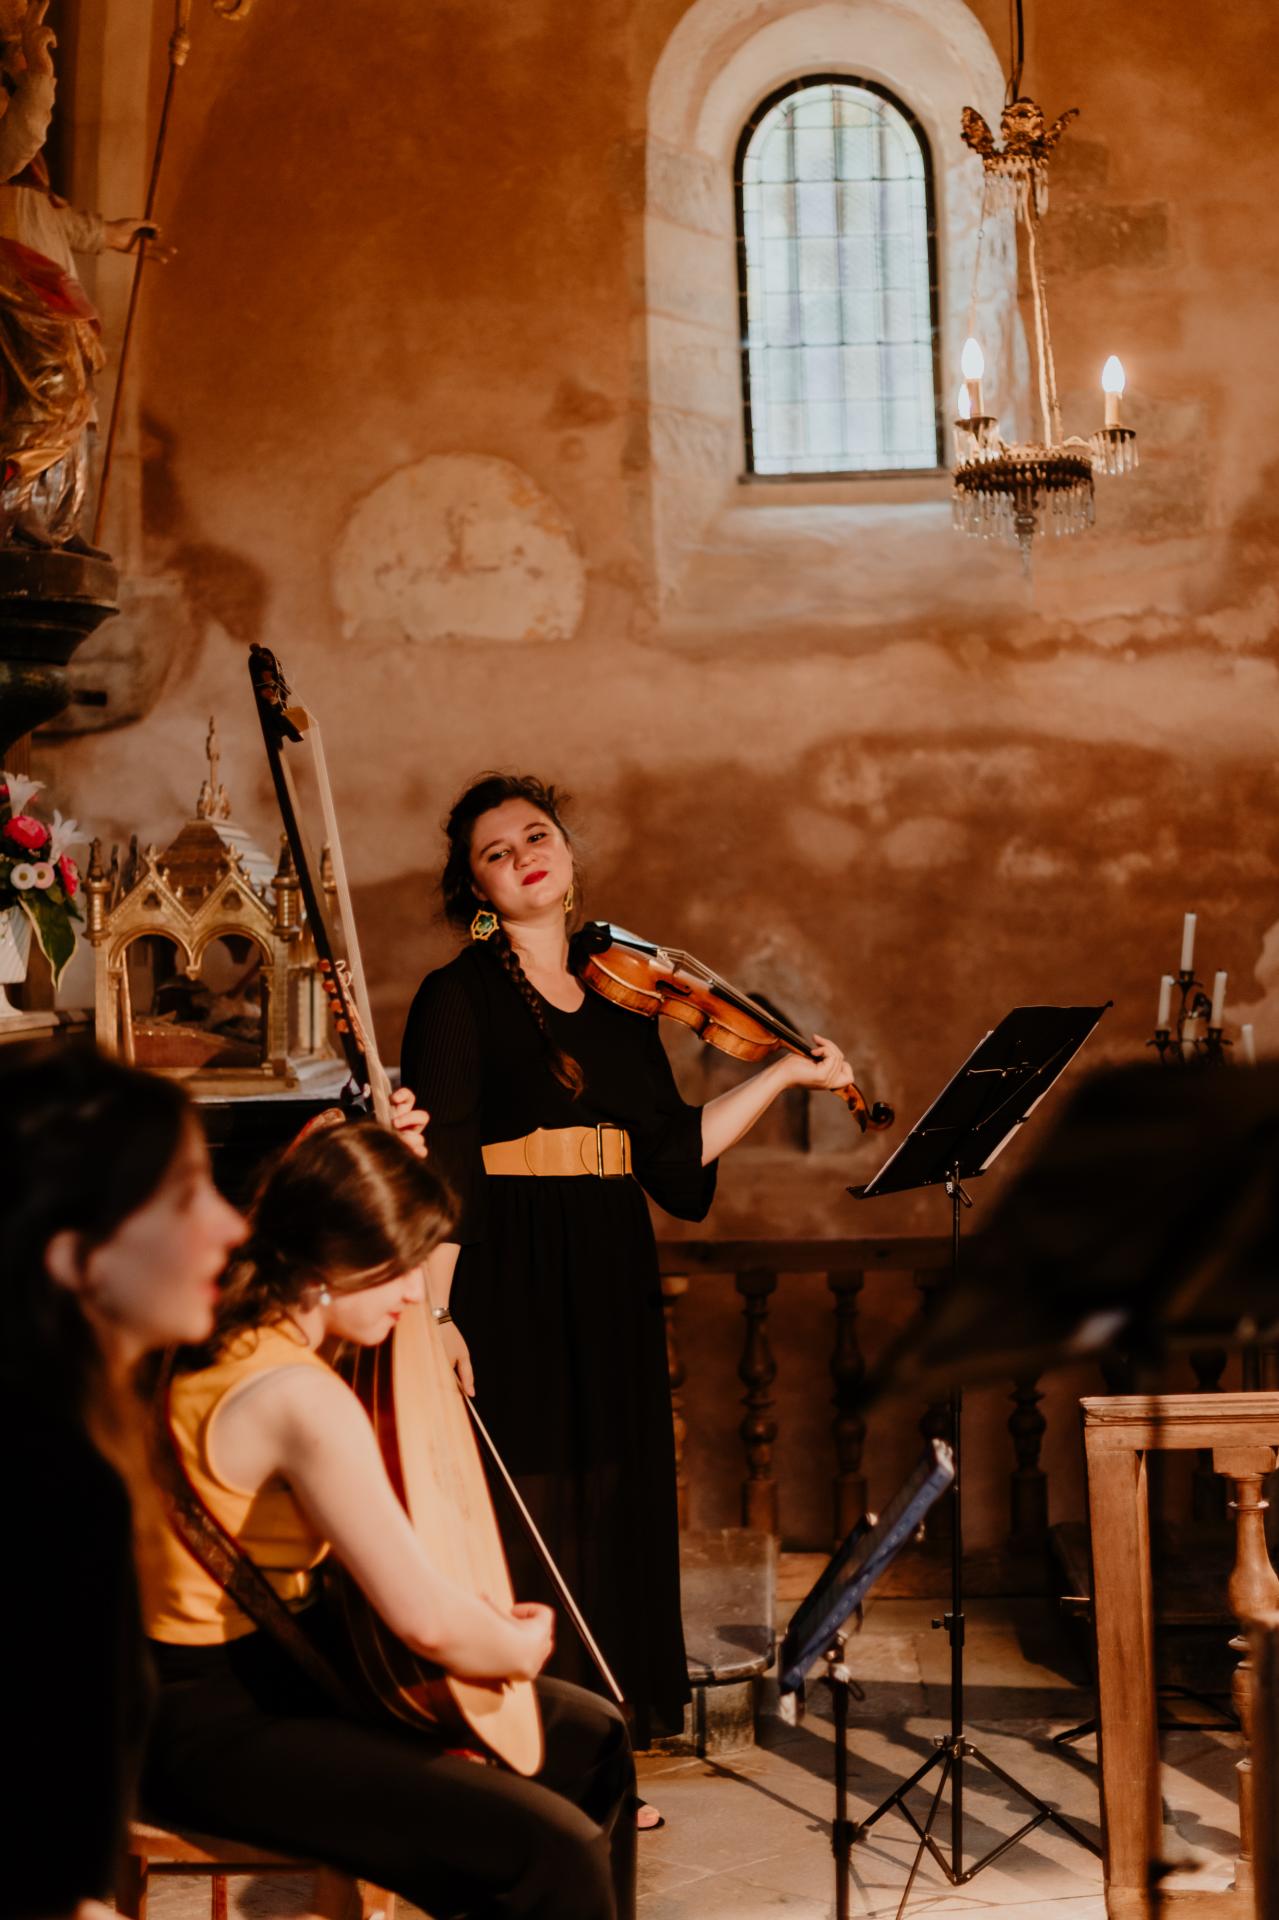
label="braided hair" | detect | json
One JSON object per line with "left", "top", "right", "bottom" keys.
{"left": 441, "top": 772, "right": 585, "bottom": 1099}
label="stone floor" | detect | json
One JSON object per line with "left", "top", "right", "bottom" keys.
{"left": 139, "top": 1597, "right": 1243, "bottom": 1920}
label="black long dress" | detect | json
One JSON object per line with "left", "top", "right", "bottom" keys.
{"left": 401, "top": 941, "right": 715, "bottom": 1746}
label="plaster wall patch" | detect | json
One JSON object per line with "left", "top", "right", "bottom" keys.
{"left": 334, "top": 454, "right": 585, "bottom": 644}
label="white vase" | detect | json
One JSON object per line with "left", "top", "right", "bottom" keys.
{"left": 0, "top": 904, "right": 32, "bottom": 1017}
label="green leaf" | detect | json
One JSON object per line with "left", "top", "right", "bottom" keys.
{"left": 19, "top": 892, "right": 76, "bottom": 990}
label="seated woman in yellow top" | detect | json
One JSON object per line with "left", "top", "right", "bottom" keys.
{"left": 140, "top": 1119, "right": 635, "bottom": 1920}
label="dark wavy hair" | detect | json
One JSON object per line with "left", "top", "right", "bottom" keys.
{"left": 441, "top": 772, "right": 584, "bottom": 1098}
{"left": 212, "top": 1120, "right": 455, "bottom": 1347}
{"left": 0, "top": 1039, "right": 192, "bottom": 1426}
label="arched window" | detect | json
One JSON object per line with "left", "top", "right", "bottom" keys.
{"left": 736, "top": 77, "right": 943, "bottom": 476}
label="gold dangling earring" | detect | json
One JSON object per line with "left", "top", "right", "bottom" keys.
{"left": 563, "top": 885, "right": 574, "bottom": 915}
{"left": 470, "top": 906, "right": 499, "bottom": 941}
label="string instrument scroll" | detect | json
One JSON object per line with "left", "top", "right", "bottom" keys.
{"left": 571, "top": 922, "right": 894, "bottom": 1133}
{"left": 247, "top": 647, "right": 621, "bottom": 1778}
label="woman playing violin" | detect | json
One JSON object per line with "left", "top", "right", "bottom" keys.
{"left": 138, "top": 1118, "right": 635, "bottom": 1920}
{"left": 401, "top": 774, "right": 854, "bottom": 1791}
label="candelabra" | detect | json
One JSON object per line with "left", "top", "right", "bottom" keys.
{"left": 950, "top": 4, "right": 1139, "bottom": 573}
{"left": 1148, "top": 914, "right": 1257, "bottom": 1067}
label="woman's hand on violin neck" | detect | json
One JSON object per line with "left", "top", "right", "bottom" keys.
{"left": 783, "top": 1033, "right": 855, "bottom": 1093}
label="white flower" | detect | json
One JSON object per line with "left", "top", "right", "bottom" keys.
{"left": 31, "top": 861, "right": 54, "bottom": 889}
{"left": 2, "top": 771, "right": 42, "bottom": 816}
{"left": 47, "top": 809, "right": 80, "bottom": 860}
{"left": 10, "top": 862, "right": 35, "bottom": 890}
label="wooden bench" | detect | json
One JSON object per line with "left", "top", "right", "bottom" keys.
{"left": 119, "top": 1820, "right": 397, "bottom": 1920}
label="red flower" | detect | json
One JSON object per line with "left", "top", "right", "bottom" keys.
{"left": 5, "top": 813, "right": 48, "bottom": 852}
{"left": 57, "top": 854, "right": 79, "bottom": 897}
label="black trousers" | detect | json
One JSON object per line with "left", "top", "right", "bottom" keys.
{"left": 142, "top": 1629, "right": 636, "bottom": 1920}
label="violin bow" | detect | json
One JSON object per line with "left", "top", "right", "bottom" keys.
{"left": 247, "top": 644, "right": 625, "bottom": 1706}
{"left": 464, "top": 1398, "right": 624, "bottom": 1705}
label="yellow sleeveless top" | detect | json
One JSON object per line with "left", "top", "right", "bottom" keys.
{"left": 143, "top": 1321, "right": 333, "bottom": 1646}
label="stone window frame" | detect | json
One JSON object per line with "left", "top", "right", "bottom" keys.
{"left": 641, "top": 0, "right": 1017, "bottom": 611}
{"left": 734, "top": 73, "right": 945, "bottom": 482}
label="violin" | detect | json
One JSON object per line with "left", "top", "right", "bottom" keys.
{"left": 570, "top": 922, "right": 894, "bottom": 1134}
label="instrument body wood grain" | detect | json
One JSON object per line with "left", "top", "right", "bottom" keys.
{"left": 573, "top": 921, "right": 893, "bottom": 1133}
{"left": 335, "top": 1301, "right": 543, "bottom": 1775}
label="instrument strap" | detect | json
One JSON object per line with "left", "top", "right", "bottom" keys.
{"left": 151, "top": 1371, "right": 367, "bottom": 1720}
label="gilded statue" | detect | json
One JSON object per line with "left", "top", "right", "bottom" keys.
{"left": 0, "top": 0, "right": 156, "bottom": 549}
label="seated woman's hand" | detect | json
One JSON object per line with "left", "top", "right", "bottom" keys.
{"left": 389, "top": 1083, "right": 429, "bottom": 1158}
{"left": 440, "top": 1320, "right": 475, "bottom": 1396}
{"left": 504, "top": 1601, "right": 555, "bottom": 1679}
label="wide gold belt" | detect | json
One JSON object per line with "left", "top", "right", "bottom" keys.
{"left": 481, "top": 1124, "right": 632, "bottom": 1178}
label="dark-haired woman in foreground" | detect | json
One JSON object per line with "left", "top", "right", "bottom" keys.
{"left": 0, "top": 1040, "right": 245, "bottom": 1920}
{"left": 401, "top": 775, "right": 853, "bottom": 1792}
{"left": 138, "top": 1118, "right": 635, "bottom": 1920}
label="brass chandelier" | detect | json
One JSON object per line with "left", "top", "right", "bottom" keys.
{"left": 951, "top": 4, "right": 1138, "bottom": 569}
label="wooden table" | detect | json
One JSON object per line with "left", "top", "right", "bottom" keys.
{"left": 1085, "top": 1393, "right": 1279, "bottom": 1920}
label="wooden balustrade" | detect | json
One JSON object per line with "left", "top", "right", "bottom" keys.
{"left": 828, "top": 1267, "right": 867, "bottom": 1543}
{"left": 660, "top": 1238, "right": 1063, "bottom": 1567}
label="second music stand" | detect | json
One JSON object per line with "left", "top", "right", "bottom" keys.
{"left": 848, "top": 1005, "right": 1108, "bottom": 1918}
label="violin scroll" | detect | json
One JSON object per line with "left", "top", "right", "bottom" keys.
{"left": 839, "top": 1082, "right": 896, "bottom": 1133}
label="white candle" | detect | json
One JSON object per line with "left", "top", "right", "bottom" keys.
{"left": 1180, "top": 912, "right": 1197, "bottom": 973}
{"left": 1156, "top": 975, "right": 1173, "bottom": 1029}
{"left": 1102, "top": 355, "right": 1125, "bottom": 429}
{"left": 961, "top": 337, "right": 985, "bottom": 419}
{"left": 1210, "top": 971, "right": 1227, "bottom": 1027}
{"left": 1242, "top": 1023, "right": 1257, "bottom": 1066}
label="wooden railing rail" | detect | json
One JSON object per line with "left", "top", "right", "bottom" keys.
{"left": 657, "top": 1237, "right": 971, "bottom": 1552}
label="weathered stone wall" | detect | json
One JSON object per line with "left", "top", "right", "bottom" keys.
{"left": 35, "top": 0, "right": 1279, "bottom": 1548}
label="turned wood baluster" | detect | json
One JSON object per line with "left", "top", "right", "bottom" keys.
{"left": 1212, "top": 1443, "right": 1279, "bottom": 1900}
{"left": 1007, "top": 1376, "right": 1048, "bottom": 1548}
{"left": 1250, "top": 1608, "right": 1279, "bottom": 1920}
{"left": 828, "top": 1269, "right": 867, "bottom": 1546}
{"left": 1190, "top": 1349, "right": 1229, "bottom": 1527}
{"left": 736, "top": 1267, "right": 778, "bottom": 1535}
{"left": 916, "top": 1268, "right": 952, "bottom": 1554}
{"left": 661, "top": 1273, "right": 690, "bottom": 1530}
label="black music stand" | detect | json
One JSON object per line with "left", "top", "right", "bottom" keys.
{"left": 778, "top": 1442, "right": 956, "bottom": 1920}
{"left": 847, "top": 1006, "right": 1108, "bottom": 1919}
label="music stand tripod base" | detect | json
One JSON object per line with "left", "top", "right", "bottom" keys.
{"left": 778, "top": 1443, "right": 956, "bottom": 1920}
{"left": 849, "top": 1007, "right": 1108, "bottom": 1919}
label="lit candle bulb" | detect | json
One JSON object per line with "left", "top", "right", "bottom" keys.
{"left": 955, "top": 381, "right": 972, "bottom": 422}
{"left": 1156, "top": 975, "right": 1173, "bottom": 1031}
{"left": 961, "top": 336, "right": 985, "bottom": 419}
{"left": 1210, "top": 970, "right": 1227, "bottom": 1027}
{"left": 1102, "top": 354, "right": 1126, "bottom": 429}
{"left": 1180, "top": 912, "right": 1197, "bottom": 974}
{"left": 1242, "top": 1023, "right": 1257, "bottom": 1066}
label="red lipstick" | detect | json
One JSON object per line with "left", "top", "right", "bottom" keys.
{"left": 522, "top": 869, "right": 549, "bottom": 887}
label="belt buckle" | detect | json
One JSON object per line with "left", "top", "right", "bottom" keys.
{"left": 595, "top": 1123, "right": 628, "bottom": 1178}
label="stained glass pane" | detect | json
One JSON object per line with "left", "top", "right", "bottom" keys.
{"left": 740, "top": 79, "right": 940, "bottom": 474}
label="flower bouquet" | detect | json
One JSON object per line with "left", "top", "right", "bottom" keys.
{"left": 0, "top": 770, "right": 84, "bottom": 990}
